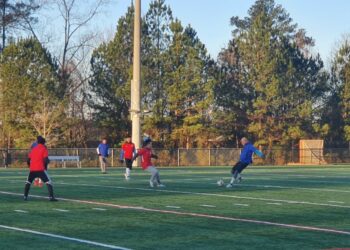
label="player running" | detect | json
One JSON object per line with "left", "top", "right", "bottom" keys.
{"left": 24, "top": 136, "right": 57, "bottom": 201}
{"left": 97, "top": 138, "right": 109, "bottom": 174}
{"left": 120, "top": 136, "right": 136, "bottom": 180}
{"left": 132, "top": 138, "right": 165, "bottom": 188}
{"left": 226, "top": 137, "right": 264, "bottom": 188}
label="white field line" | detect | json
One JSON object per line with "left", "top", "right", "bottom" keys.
{"left": 55, "top": 173, "right": 349, "bottom": 195}
{"left": 14, "top": 210, "right": 28, "bottom": 213}
{"left": 0, "top": 224, "right": 130, "bottom": 250}
{"left": 31, "top": 175, "right": 350, "bottom": 194}
{"left": 55, "top": 182, "right": 350, "bottom": 209}
{"left": 234, "top": 204, "right": 249, "bottom": 207}
{"left": 92, "top": 208, "right": 107, "bottom": 211}
{"left": 200, "top": 205, "right": 216, "bottom": 208}
{"left": 328, "top": 201, "right": 345, "bottom": 204}
{"left": 165, "top": 206, "right": 181, "bottom": 209}
{"left": 1, "top": 191, "right": 350, "bottom": 237}
{"left": 267, "top": 203, "right": 283, "bottom": 206}
{"left": 53, "top": 209, "right": 69, "bottom": 212}
{"left": 237, "top": 183, "right": 350, "bottom": 194}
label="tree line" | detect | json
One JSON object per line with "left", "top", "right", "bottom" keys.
{"left": 0, "top": 0, "right": 349, "bottom": 149}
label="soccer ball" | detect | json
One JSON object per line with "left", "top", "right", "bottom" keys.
{"left": 217, "top": 179, "right": 225, "bottom": 187}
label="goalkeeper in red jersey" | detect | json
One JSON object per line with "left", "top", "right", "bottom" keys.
{"left": 24, "top": 136, "right": 57, "bottom": 201}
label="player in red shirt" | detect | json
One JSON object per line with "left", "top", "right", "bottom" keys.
{"left": 132, "top": 138, "right": 165, "bottom": 188}
{"left": 120, "top": 136, "right": 136, "bottom": 180}
{"left": 24, "top": 136, "right": 57, "bottom": 201}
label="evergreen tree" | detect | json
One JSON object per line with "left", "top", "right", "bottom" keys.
{"left": 0, "top": 38, "right": 65, "bottom": 147}
{"left": 143, "top": 0, "right": 173, "bottom": 143}
{"left": 228, "top": 0, "right": 328, "bottom": 149}
{"left": 88, "top": 6, "right": 134, "bottom": 142}
{"left": 0, "top": 0, "right": 39, "bottom": 51}
{"left": 165, "top": 20, "right": 215, "bottom": 148}
{"left": 325, "top": 38, "right": 350, "bottom": 146}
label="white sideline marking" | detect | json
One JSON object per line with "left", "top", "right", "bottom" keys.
{"left": 267, "top": 203, "right": 282, "bottom": 206}
{"left": 234, "top": 204, "right": 249, "bottom": 207}
{"left": 56, "top": 182, "right": 350, "bottom": 209}
{"left": 53, "top": 209, "right": 69, "bottom": 212}
{"left": 0, "top": 224, "right": 130, "bottom": 249}
{"left": 14, "top": 210, "right": 28, "bottom": 213}
{"left": 200, "top": 205, "right": 216, "bottom": 208}
{"left": 328, "top": 201, "right": 345, "bottom": 204}
{"left": 2, "top": 191, "right": 350, "bottom": 236}
{"left": 239, "top": 183, "right": 350, "bottom": 194}
{"left": 166, "top": 206, "right": 181, "bottom": 209}
{"left": 92, "top": 208, "right": 107, "bottom": 211}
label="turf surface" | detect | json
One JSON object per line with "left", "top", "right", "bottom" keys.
{"left": 1, "top": 166, "right": 350, "bottom": 249}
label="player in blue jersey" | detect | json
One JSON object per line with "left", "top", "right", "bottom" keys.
{"left": 226, "top": 137, "right": 265, "bottom": 188}
{"left": 97, "top": 138, "right": 109, "bottom": 174}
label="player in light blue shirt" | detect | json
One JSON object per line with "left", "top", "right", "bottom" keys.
{"left": 97, "top": 138, "right": 109, "bottom": 174}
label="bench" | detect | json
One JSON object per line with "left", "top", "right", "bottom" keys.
{"left": 48, "top": 156, "right": 81, "bottom": 168}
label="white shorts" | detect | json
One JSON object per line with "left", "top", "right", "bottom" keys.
{"left": 146, "top": 166, "right": 158, "bottom": 175}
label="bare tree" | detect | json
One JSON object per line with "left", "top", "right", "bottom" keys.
{"left": 47, "top": 0, "right": 110, "bottom": 146}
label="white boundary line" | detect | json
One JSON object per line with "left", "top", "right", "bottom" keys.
{"left": 200, "top": 205, "right": 216, "bottom": 208}
{"left": 56, "top": 182, "right": 350, "bottom": 209}
{"left": 92, "top": 208, "right": 107, "bottom": 211}
{"left": 14, "top": 210, "right": 28, "bottom": 213}
{"left": 233, "top": 204, "right": 249, "bottom": 207}
{"left": 1, "top": 191, "right": 350, "bottom": 236}
{"left": 0, "top": 224, "right": 131, "bottom": 250}
{"left": 53, "top": 209, "right": 69, "bottom": 212}
{"left": 165, "top": 206, "right": 181, "bottom": 209}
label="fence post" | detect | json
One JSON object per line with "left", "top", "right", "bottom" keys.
{"left": 111, "top": 149, "right": 114, "bottom": 167}
{"left": 177, "top": 148, "right": 180, "bottom": 167}
{"left": 208, "top": 148, "right": 211, "bottom": 166}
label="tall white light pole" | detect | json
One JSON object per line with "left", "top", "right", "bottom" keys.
{"left": 131, "top": 0, "right": 141, "bottom": 163}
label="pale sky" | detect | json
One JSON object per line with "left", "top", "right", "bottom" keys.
{"left": 96, "top": 0, "right": 350, "bottom": 65}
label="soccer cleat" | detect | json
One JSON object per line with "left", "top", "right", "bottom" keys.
{"left": 49, "top": 197, "right": 58, "bottom": 202}
{"left": 124, "top": 173, "right": 130, "bottom": 180}
{"left": 226, "top": 183, "right": 234, "bottom": 188}
{"left": 23, "top": 196, "right": 28, "bottom": 201}
{"left": 157, "top": 184, "right": 166, "bottom": 188}
{"left": 236, "top": 176, "right": 243, "bottom": 183}
{"left": 149, "top": 181, "right": 154, "bottom": 188}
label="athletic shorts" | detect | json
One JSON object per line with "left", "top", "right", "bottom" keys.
{"left": 125, "top": 159, "right": 133, "bottom": 169}
{"left": 146, "top": 166, "right": 158, "bottom": 175}
{"left": 231, "top": 161, "right": 249, "bottom": 174}
{"left": 26, "top": 171, "right": 51, "bottom": 184}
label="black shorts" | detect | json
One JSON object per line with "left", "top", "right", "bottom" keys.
{"left": 26, "top": 171, "right": 51, "bottom": 184}
{"left": 125, "top": 159, "right": 133, "bottom": 170}
{"left": 231, "top": 161, "right": 249, "bottom": 174}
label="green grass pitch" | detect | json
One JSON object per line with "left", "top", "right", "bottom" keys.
{"left": 1, "top": 166, "right": 350, "bottom": 249}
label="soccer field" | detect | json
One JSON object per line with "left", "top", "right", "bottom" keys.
{"left": 1, "top": 166, "right": 350, "bottom": 250}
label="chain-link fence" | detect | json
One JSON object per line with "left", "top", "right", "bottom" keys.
{"left": 1, "top": 147, "right": 350, "bottom": 168}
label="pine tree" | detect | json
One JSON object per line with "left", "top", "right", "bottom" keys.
{"left": 0, "top": 0, "right": 39, "bottom": 51}
{"left": 0, "top": 38, "right": 65, "bottom": 147}
{"left": 142, "top": 0, "right": 173, "bottom": 143}
{"left": 165, "top": 20, "right": 215, "bottom": 148}
{"left": 327, "top": 38, "right": 350, "bottom": 145}
{"left": 228, "top": 0, "right": 327, "bottom": 149}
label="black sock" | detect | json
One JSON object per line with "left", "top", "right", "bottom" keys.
{"left": 46, "top": 184, "right": 54, "bottom": 198}
{"left": 24, "top": 183, "right": 31, "bottom": 197}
